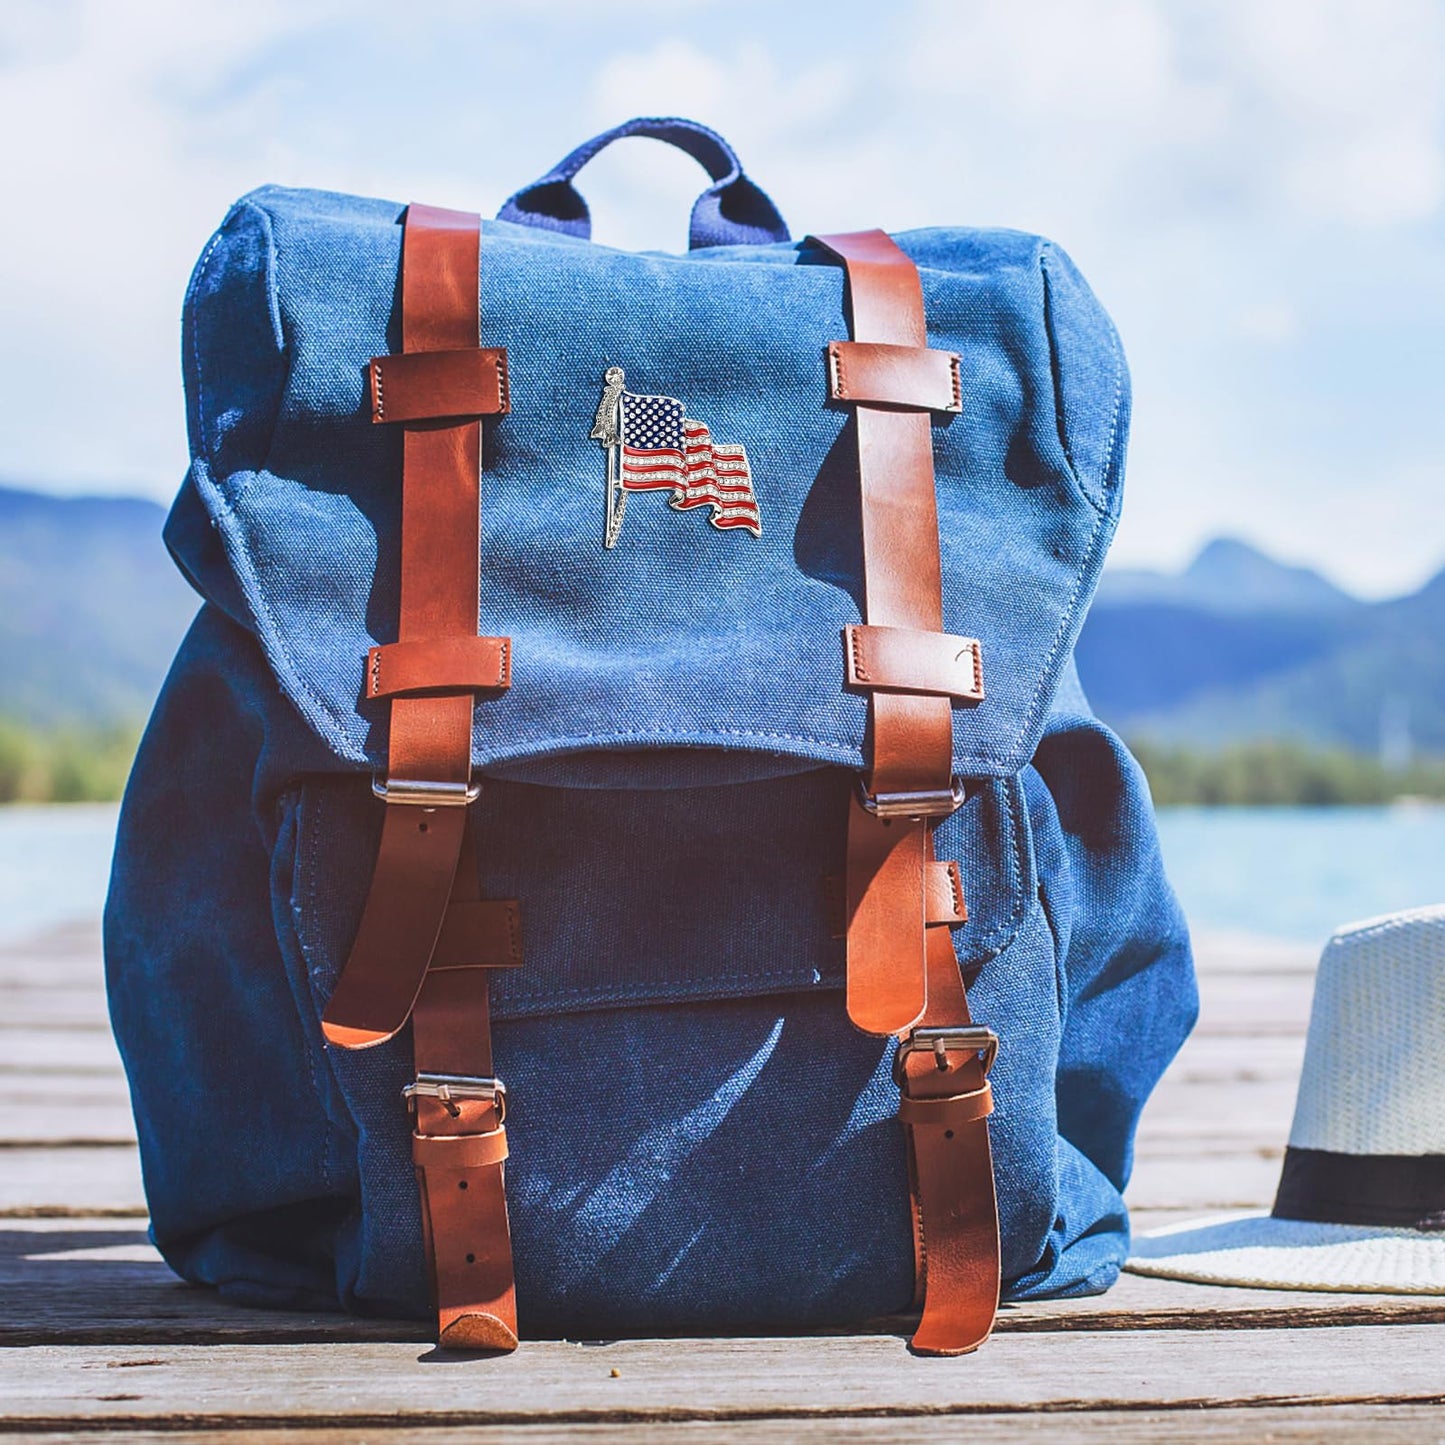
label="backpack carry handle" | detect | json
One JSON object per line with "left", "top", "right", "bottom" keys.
{"left": 497, "top": 116, "right": 791, "bottom": 250}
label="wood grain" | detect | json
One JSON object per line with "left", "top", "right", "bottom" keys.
{"left": 0, "top": 1025, "right": 126, "bottom": 1078}
{"left": 18, "top": 1406, "right": 1445, "bottom": 1444}
{"left": 3, "top": 1329, "right": 1444, "bottom": 1427}
{"left": 0, "top": 1146, "right": 145, "bottom": 1216}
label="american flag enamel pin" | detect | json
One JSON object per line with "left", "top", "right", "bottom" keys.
{"left": 591, "top": 367, "right": 761, "bottom": 549}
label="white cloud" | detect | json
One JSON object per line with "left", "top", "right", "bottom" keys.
{"left": 1214, "top": 0, "right": 1445, "bottom": 225}
{"left": 0, "top": 0, "right": 354, "bottom": 488}
{"left": 1233, "top": 302, "right": 1301, "bottom": 344}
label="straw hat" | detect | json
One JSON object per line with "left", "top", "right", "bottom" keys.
{"left": 1127, "top": 904, "right": 1445, "bottom": 1294}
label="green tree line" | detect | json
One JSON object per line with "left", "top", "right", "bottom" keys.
{"left": 0, "top": 719, "right": 142, "bottom": 803}
{"left": 1130, "top": 738, "right": 1445, "bottom": 807}
{"left": 2, "top": 717, "right": 1444, "bottom": 808}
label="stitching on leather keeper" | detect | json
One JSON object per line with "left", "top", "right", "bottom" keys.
{"left": 945, "top": 861, "right": 964, "bottom": 919}
{"left": 371, "top": 361, "right": 385, "bottom": 421}
{"left": 505, "top": 901, "right": 522, "bottom": 965}
{"left": 494, "top": 351, "right": 511, "bottom": 414}
{"left": 925, "top": 860, "right": 966, "bottom": 926}
{"left": 827, "top": 341, "right": 960, "bottom": 411}
{"left": 846, "top": 625, "right": 984, "bottom": 700}
{"left": 964, "top": 640, "right": 984, "bottom": 698}
{"left": 366, "top": 638, "right": 510, "bottom": 698}
{"left": 848, "top": 625, "right": 869, "bottom": 683}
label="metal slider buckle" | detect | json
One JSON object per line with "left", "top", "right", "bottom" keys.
{"left": 402, "top": 1072, "right": 507, "bottom": 1123}
{"left": 892, "top": 1025, "right": 998, "bottom": 1086}
{"left": 371, "top": 776, "right": 481, "bottom": 807}
{"left": 857, "top": 776, "right": 965, "bottom": 820}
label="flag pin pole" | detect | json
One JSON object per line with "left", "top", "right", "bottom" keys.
{"left": 592, "top": 366, "right": 627, "bottom": 550}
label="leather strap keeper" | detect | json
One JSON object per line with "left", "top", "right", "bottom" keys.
{"left": 827, "top": 340, "right": 961, "bottom": 414}
{"left": 432, "top": 900, "right": 523, "bottom": 969}
{"left": 413, "top": 1127, "right": 510, "bottom": 1171}
{"left": 898, "top": 1084, "right": 994, "bottom": 1128}
{"left": 369, "top": 347, "right": 511, "bottom": 424}
{"left": 366, "top": 636, "right": 512, "bottom": 699}
{"left": 844, "top": 624, "right": 984, "bottom": 702}
{"left": 825, "top": 859, "right": 965, "bottom": 934}
{"left": 927, "top": 860, "right": 967, "bottom": 926}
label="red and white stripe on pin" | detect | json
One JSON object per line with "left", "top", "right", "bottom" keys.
{"left": 593, "top": 368, "right": 761, "bottom": 544}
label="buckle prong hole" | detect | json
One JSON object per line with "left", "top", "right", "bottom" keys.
{"left": 465, "top": 1253, "right": 476, "bottom": 1264}
{"left": 458, "top": 1180, "right": 469, "bottom": 1190}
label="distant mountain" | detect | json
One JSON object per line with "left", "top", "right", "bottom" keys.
{"left": 1098, "top": 537, "right": 1360, "bottom": 616}
{"left": 1080, "top": 542, "right": 1445, "bottom": 756}
{"left": 2, "top": 484, "right": 1439, "bottom": 759}
{"left": 0, "top": 486, "right": 195, "bottom": 727}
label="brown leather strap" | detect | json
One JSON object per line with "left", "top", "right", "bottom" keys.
{"left": 432, "top": 899, "right": 524, "bottom": 969}
{"left": 827, "top": 340, "right": 961, "bottom": 413}
{"left": 369, "top": 346, "right": 511, "bottom": 424}
{"left": 844, "top": 624, "right": 984, "bottom": 702}
{"left": 323, "top": 204, "right": 504, "bottom": 1050}
{"left": 813, "top": 229, "right": 999, "bottom": 1355}
{"left": 322, "top": 804, "right": 470, "bottom": 1050}
{"left": 367, "top": 636, "right": 512, "bottom": 699}
{"left": 318, "top": 205, "right": 520, "bottom": 1349}
{"left": 899, "top": 883, "right": 1001, "bottom": 1356}
{"left": 926, "top": 859, "right": 967, "bottom": 926}
{"left": 813, "top": 230, "right": 955, "bottom": 1038}
{"left": 410, "top": 822, "right": 519, "bottom": 1351}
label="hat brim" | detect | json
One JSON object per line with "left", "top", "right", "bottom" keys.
{"left": 1126, "top": 1211, "right": 1445, "bottom": 1294}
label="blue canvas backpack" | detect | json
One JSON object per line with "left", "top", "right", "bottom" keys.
{"left": 105, "top": 117, "right": 1195, "bottom": 1354}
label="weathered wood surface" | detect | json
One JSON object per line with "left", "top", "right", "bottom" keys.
{"left": 8, "top": 1217, "right": 1443, "bottom": 1348}
{"left": 0, "top": 1148, "right": 145, "bottom": 1215}
{"left": 3, "top": 919, "right": 1443, "bottom": 1441}
{"left": 13, "top": 1408, "right": 1445, "bottom": 1444}
{"left": 4, "top": 1330, "right": 1444, "bottom": 1427}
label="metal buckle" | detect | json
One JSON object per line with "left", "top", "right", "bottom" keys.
{"left": 371, "top": 776, "right": 481, "bottom": 807}
{"left": 857, "top": 776, "right": 965, "bottom": 820}
{"left": 892, "top": 1026, "right": 998, "bottom": 1086}
{"left": 402, "top": 1072, "right": 507, "bottom": 1123}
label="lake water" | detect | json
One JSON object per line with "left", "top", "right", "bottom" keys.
{"left": 0, "top": 802, "right": 1441, "bottom": 949}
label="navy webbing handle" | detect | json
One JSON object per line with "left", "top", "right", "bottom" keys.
{"left": 497, "top": 116, "right": 790, "bottom": 251}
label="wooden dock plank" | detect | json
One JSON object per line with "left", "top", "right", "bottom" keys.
{"left": 3, "top": 1329, "right": 1444, "bottom": 1428}
{"left": 0, "top": 1148, "right": 146, "bottom": 1216}
{"left": 0, "top": 1026, "right": 126, "bottom": 1075}
{"left": 1125, "top": 1153, "right": 1281, "bottom": 1211}
{"left": 14, "top": 1406, "right": 1445, "bottom": 1444}
{"left": 5, "top": 1219, "right": 1441, "bottom": 1347}
{"left": 0, "top": 1072, "right": 135, "bottom": 1146}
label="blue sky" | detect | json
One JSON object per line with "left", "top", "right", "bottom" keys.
{"left": 3, "top": 0, "right": 1443, "bottom": 595}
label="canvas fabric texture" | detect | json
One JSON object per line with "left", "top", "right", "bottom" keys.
{"left": 105, "top": 135, "right": 1196, "bottom": 1335}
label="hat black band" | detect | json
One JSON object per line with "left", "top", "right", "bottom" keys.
{"left": 1273, "top": 1147, "right": 1445, "bottom": 1231}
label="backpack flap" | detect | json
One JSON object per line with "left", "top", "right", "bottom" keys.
{"left": 168, "top": 186, "right": 1128, "bottom": 787}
